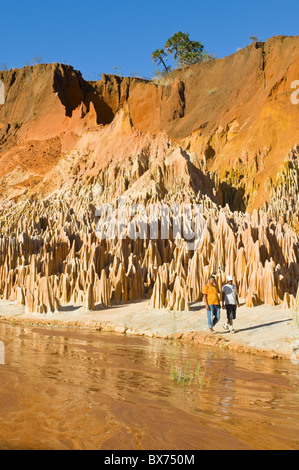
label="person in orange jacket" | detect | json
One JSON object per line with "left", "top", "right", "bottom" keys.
{"left": 203, "top": 275, "right": 221, "bottom": 333}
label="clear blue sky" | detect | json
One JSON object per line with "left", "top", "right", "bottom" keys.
{"left": 1, "top": 0, "right": 298, "bottom": 80}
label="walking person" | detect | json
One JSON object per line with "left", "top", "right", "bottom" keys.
{"left": 203, "top": 276, "right": 221, "bottom": 333}
{"left": 222, "top": 275, "right": 240, "bottom": 334}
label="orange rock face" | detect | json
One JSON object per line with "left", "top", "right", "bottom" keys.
{"left": 0, "top": 36, "right": 298, "bottom": 313}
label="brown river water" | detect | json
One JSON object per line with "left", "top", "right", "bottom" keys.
{"left": 0, "top": 320, "right": 298, "bottom": 450}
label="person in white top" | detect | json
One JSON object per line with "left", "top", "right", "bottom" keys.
{"left": 221, "top": 275, "right": 240, "bottom": 334}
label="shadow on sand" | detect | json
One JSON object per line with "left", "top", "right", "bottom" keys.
{"left": 236, "top": 318, "right": 293, "bottom": 333}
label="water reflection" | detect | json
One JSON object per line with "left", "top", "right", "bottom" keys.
{"left": 0, "top": 321, "right": 298, "bottom": 450}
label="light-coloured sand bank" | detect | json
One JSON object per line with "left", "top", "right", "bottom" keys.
{"left": 0, "top": 300, "right": 298, "bottom": 361}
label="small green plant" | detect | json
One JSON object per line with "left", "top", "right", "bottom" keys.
{"left": 170, "top": 358, "right": 209, "bottom": 389}
{"left": 208, "top": 88, "right": 217, "bottom": 95}
{"left": 195, "top": 362, "right": 209, "bottom": 389}
{"left": 32, "top": 55, "right": 42, "bottom": 65}
{"left": 112, "top": 65, "right": 122, "bottom": 76}
{"left": 170, "top": 362, "right": 193, "bottom": 385}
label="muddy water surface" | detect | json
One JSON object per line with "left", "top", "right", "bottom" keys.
{"left": 0, "top": 321, "right": 298, "bottom": 450}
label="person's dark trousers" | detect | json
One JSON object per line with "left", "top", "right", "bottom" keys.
{"left": 226, "top": 304, "right": 237, "bottom": 321}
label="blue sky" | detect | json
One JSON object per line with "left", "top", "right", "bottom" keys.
{"left": 0, "top": 0, "right": 298, "bottom": 80}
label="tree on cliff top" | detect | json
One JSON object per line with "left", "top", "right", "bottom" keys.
{"left": 152, "top": 31, "right": 213, "bottom": 74}
{"left": 165, "top": 31, "right": 204, "bottom": 67}
{"left": 152, "top": 49, "right": 170, "bottom": 72}
{"left": 164, "top": 32, "right": 190, "bottom": 61}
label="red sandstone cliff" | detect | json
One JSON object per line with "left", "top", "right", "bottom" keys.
{"left": 0, "top": 36, "right": 298, "bottom": 313}
{"left": 0, "top": 35, "right": 298, "bottom": 213}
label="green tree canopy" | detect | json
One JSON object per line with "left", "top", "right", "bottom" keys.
{"left": 164, "top": 31, "right": 190, "bottom": 61}
{"left": 152, "top": 31, "right": 211, "bottom": 73}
